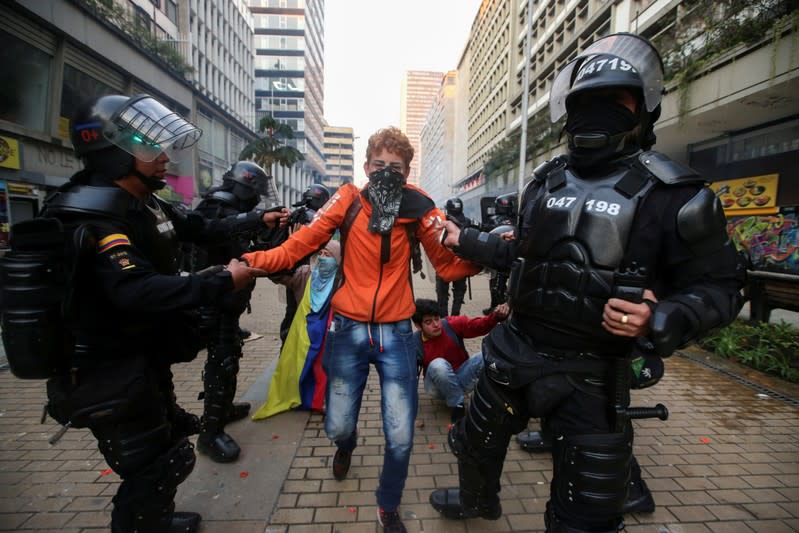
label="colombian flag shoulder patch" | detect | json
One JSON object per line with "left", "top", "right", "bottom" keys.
{"left": 97, "top": 233, "right": 131, "bottom": 253}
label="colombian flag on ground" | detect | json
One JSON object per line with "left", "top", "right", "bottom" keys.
{"left": 252, "top": 279, "right": 330, "bottom": 419}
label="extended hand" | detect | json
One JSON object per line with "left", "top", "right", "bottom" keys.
{"left": 602, "top": 289, "right": 657, "bottom": 337}
{"left": 441, "top": 220, "right": 461, "bottom": 249}
{"left": 262, "top": 208, "right": 289, "bottom": 228}
{"left": 226, "top": 258, "right": 268, "bottom": 290}
{"left": 492, "top": 302, "right": 511, "bottom": 320}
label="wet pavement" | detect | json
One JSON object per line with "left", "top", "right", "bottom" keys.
{"left": 0, "top": 275, "right": 798, "bottom": 532}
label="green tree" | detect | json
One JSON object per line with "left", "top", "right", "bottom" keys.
{"left": 239, "top": 114, "right": 304, "bottom": 174}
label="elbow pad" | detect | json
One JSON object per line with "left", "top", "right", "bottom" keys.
{"left": 649, "top": 284, "right": 740, "bottom": 357}
{"left": 457, "top": 227, "right": 505, "bottom": 267}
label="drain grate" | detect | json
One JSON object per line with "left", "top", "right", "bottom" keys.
{"left": 675, "top": 350, "right": 799, "bottom": 409}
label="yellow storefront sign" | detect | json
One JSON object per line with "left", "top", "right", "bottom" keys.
{"left": 710, "top": 174, "right": 779, "bottom": 216}
{"left": 0, "top": 136, "right": 21, "bottom": 170}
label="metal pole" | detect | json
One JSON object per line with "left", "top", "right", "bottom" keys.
{"left": 518, "top": 0, "right": 535, "bottom": 198}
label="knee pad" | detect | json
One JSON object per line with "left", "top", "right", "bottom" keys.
{"left": 95, "top": 420, "right": 170, "bottom": 477}
{"left": 135, "top": 437, "right": 196, "bottom": 494}
{"left": 462, "top": 376, "right": 526, "bottom": 453}
{"left": 551, "top": 431, "right": 632, "bottom": 524}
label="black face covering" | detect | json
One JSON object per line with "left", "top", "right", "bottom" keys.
{"left": 564, "top": 99, "right": 639, "bottom": 170}
{"left": 135, "top": 170, "right": 167, "bottom": 191}
{"left": 366, "top": 166, "right": 405, "bottom": 234}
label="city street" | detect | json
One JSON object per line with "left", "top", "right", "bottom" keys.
{"left": 0, "top": 274, "right": 798, "bottom": 532}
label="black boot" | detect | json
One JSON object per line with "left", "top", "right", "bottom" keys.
{"left": 623, "top": 475, "right": 655, "bottom": 514}
{"left": 227, "top": 401, "right": 251, "bottom": 423}
{"left": 169, "top": 512, "right": 201, "bottom": 533}
{"left": 516, "top": 430, "right": 553, "bottom": 453}
{"left": 429, "top": 488, "right": 502, "bottom": 520}
{"left": 197, "top": 431, "right": 241, "bottom": 463}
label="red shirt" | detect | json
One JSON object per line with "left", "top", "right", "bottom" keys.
{"left": 421, "top": 314, "right": 500, "bottom": 373}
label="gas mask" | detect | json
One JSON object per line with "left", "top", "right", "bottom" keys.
{"left": 366, "top": 166, "right": 405, "bottom": 234}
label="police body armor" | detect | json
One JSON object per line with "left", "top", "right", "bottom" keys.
{"left": 0, "top": 184, "right": 131, "bottom": 378}
{"left": 508, "top": 159, "right": 656, "bottom": 349}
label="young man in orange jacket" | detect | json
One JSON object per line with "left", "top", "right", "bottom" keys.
{"left": 243, "top": 127, "right": 480, "bottom": 533}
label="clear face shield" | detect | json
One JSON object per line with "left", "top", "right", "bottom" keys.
{"left": 103, "top": 95, "right": 202, "bottom": 162}
{"left": 257, "top": 174, "right": 281, "bottom": 210}
{"left": 549, "top": 33, "right": 664, "bottom": 123}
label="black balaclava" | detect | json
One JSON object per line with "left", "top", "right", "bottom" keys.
{"left": 564, "top": 97, "right": 639, "bottom": 171}
{"left": 84, "top": 146, "right": 167, "bottom": 190}
{"left": 84, "top": 147, "right": 135, "bottom": 184}
{"left": 134, "top": 168, "right": 167, "bottom": 191}
{"left": 366, "top": 166, "right": 405, "bottom": 234}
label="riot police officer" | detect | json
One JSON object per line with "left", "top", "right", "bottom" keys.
{"left": 193, "top": 161, "right": 283, "bottom": 462}
{"left": 31, "top": 94, "right": 269, "bottom": 533}
{"left": 436, "top": 197, "right": 474, "bottom": 316}
{"left": 429, "top": 33, "right": 743, "bottom": 532}
{"left": 482, "top": 194, "right": 516, "bottom": 314}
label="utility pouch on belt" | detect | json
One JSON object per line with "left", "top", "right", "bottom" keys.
{"left": 0, "top": 218, "right": 72, "bottom": 379}
{"left": 45, "top": 356, "right": 155, "bottom": 428}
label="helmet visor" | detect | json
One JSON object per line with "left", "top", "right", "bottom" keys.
{"left": 261, "top": 174, "right": 281, "bottom": 209}
{"left": 550, "top": 33, "right": 664, "bottom": 122}
{"left": 105, "top": 96, "right": 202, "bottom": 162}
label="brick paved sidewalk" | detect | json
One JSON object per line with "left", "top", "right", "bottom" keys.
{"left": 1, "top": 275, "right": 798, "bottom": 532}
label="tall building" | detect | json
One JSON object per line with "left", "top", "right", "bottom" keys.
{"left": 249, "top": 0, "right": 326, "bottom": 185}
{"left": 400, "top": 70, "right": 444, "bottom": 186}
{"left": 419, "top": 71, "right": 458, "bottom": 206}
{"left": 323, "top": 125, "right": 354, "bottom": 189}
{"left": 185, "top": 0, "right": 258, "bottom": 196}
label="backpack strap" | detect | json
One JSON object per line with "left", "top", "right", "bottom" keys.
{"left": 333, "top": 196, "right": 362, "bottom": 291}
{"left": 441, "top": 318, "right": 466, "bottom": 351}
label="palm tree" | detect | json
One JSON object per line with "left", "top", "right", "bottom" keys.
{"left": 239, "top": 114, "right": 304, "bottom": 175}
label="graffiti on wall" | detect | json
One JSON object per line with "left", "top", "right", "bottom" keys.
{"left": 727, "top": 209, "right": 799, "bottom": 274}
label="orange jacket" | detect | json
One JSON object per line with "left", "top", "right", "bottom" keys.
{"left": 242, "top": 183, "right": 481, "bottom": 323}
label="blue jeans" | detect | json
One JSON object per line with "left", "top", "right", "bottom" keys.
{"left": 322, "top": 314, "right": 419, "bottom": 511}
{"left": 424, "top": 354, "right": 484, "bottom": 407}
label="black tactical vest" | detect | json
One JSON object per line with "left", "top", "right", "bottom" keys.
{"left": 508, "top": 161, "right": 656, "bottom": 346}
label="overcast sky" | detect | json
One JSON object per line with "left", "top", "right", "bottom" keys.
{"left": 323, "top": 0, "right": 484, "bottom": 185}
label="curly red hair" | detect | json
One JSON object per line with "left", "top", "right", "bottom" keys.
{"left": 365, "top": 127, "right": 414, "bottom": 167}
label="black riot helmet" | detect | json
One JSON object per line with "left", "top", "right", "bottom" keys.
{"left": 70, "top": 94, "right": 202, "bottom": 186}
{"left": 494, "top": 193, "right": 517, "bottom": 218}
{"left": 550, "top": 33, "right": 665, "bottom": 153}
{"left": 293, "top": 184, "right": 330, "bottom": 211}
{"left": 445, "top": 197, "right": 464, "bottom": 216}
{"left": 223, "top": 161, "right": 280, "bottom": 210}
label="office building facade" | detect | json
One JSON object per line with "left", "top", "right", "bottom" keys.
{"left": 400, "top": 70, "right": 444, "bottom": 187}
{"left": 249, "top": 0, "right": 326, "bottom": 190}
{"left": 323, "top": 125, "right": 354, "bottom": 190}
{"left": 419, "top": 71, "right": 458, "bottom": 207}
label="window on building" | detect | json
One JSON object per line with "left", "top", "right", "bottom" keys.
{"left": 134, "top": 6, "right": 152, "bottom": 33}
{"left": 198, "top": 113, "right": 213, "bottom": 155}
{"left": 166, "top": 0, "right": 178, "bottom": 23}
{"left": 60, "top": 64, "right": 115, "bottom": 129}
{"left": 0, "top": 30, "right": 51, "bottom": 132}
{"left": 213, "top": 120, "right": 226, "bottom": 160}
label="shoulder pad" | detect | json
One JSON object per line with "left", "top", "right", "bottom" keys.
{"left": 199, "top": 190, "right": 239, "bottom": 211}
{"left": 532, "top": 155, "right": 566, "bottom": 182}
{"left": 677, "top": 187, "right": 729, "bottom": 254}
{"left": 208, "top": 190, "right": 239, "bottom": 206}
{"left": 44, "top": 184, "right": 131, "bottom": 220}
{"left": 638, "top": 151, "right": 704, "bottom": 185}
